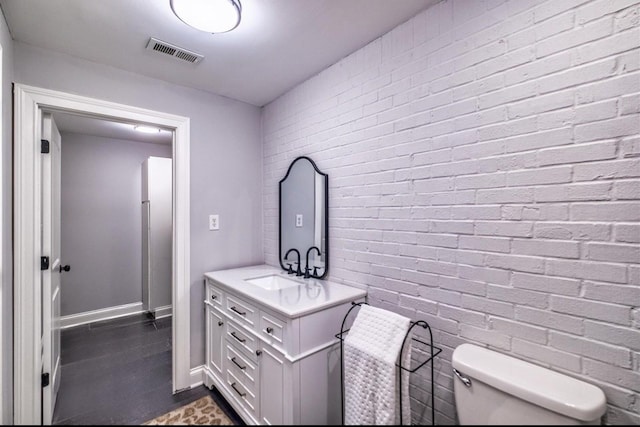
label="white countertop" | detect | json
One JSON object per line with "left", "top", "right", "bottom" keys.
{"left": 204, "top": 264, "right": 367, "bottom": 318}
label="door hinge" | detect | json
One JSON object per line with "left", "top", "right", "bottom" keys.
{"left": 41, "top": 256, "right": 49, "bottom": 270}
{"left": 41, "top": 373, "right": 50, "bottom": 388}
{"left": 41, "top": 139, "right": 50, "bottom": 154}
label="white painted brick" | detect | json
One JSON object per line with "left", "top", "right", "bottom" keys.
{"left": 418, "top": 286, "right": 462, "bottom": 307}
{"left": 537, "top": 107, "right": 574, "bottom": 131}
{"left": 454, "top": 105, "right": 506, "bottom": 131}
{"left": 614, "top": 4, "right": 640, "bottom": 31}
{"left": 512, "top": 238, "right": 580, "bottom": 259}
{"left": 507, "top": 165, "right": 572, "bottom": 186}
{"left": 507, "top": 89, "right": 574, "bottom": 119}
{"left": 399, "top": 294, "right": 438, "bottom": 314}
{"left": 583, "top": 281, "right": 640, "bottom": 305}
{"left": 511, "top": 272, "right": 581, "bottom": 296}
{"left": 576, "top": 72, "right": 639, "bottom": 105}
{"left": 537, "top": 15, "right": 613, "bottom": 57}
{"left": 438, "top": 275, "right": 487, "bottom": 296}
{"left": 550, "top": 295, "right": 631, "bottom": 325}
{"left": 460, "top": 324, "right": 511, "bottom": 350}
{"left": 546, "top": 258, "right": 628, "bottom": 283}
{"left": 576, "top": 27, "right": 640, "bottom": 65}
{"left": 575, "top": 115, "right": 640, "bottom": 143}
{"left": 430, "top": 220, "right": 475, "bottom": 235}
{"left": 487, "top": 284, "right": 549, "bottom": 308}
{"left": 477, "top": 187, "right": 535, "bottom": 204}
{"left": 439, "top": 303, "right": 487, "bottom": 327}
{"left": 534, "top": 222, "right": 611, "bottom": 241}
{"left": 506, "top": 51, "right": 573, "bottom": 88}
{"left": 583, "top": 358, "right": 640, "bottom": 392}
{"left": 534, "top": 0, "right": 591, "bottom": 23}
{"left": 476, "top": 46, "right": 535, "bottom": 79}
{"left": 613, "top": 180, "right": 640, "bottom": 200}
{"left": 486, "top": 253, "right": 545, "bottom": 274}
{"left": 573, "top": 159, "right": 640, "bottom": 181}
{"left": 614, "top": 223, "right": 640, "bottom": 243}
{"left": 574, "top": 99, "right": 618, "bottom": 125}
{"left": 515, "top": 306, "right": 584, "bottom": 334}
{"left": 459, "top": 235, "right": 511, "bottom": 253}
{"left": 620, "top": 93, "right": 640, "bottom": 116}
{"left": 490, "top": 317, "right": 548, "bottom": 344}
{"left": 620, "top": 136, "right": 640, "bottom": 158}
{"left": 586, "top": 242, "right": 640, "bottom": 263}
{"left": 576, "top": 0, "right": 640, "bottom": 24}
{"left": 537, "top": 140, "right": 617, "bottom": 166}
{"left": 551, "top": 330, "right": 632, "bottom": 368}
{"left": 512, "top": 338, "right": 582, "bottom": 372}
{"left": 479, "top": 81, "right": 537, "bottom": 110}
{"left": 459, "top": 265, "right": 511, "bottom": 286}
{"left": 534, "top": 181, "right": 612, "bottom": 202}
{"left": 452, "top": 205, "right": 502, "bottom": 220}
{"left": 537, "top": 57, "right": 617, "bottom": 94}
{"left": 571, "top": 202, "right": 640, "bottom": 221}
{"left": 475, "top": 220, "right": 533, "bottom": 237}
{"left": 584, "top": 320, "right": 640, "bottom": 351}
{"left": 462, "top": 294, "right": 514, "bottom": 318}
{"left": 455, "top": 172, "right": 506, "bottom": 189}
{"left": 630, "top": 266, "right": 640, "bottom": 286}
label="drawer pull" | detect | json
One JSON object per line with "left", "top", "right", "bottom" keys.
{"left": 231, "top": 357, "right": 246, "bottom": 370}
{"left": 256, "top": 350, "right": 262, "bottom": 356}
{"left": 231, "top": 382, "right": 246, "bottom": 398}
{"left": 211, "top": 295, "right": 217, "bottom": 300}
{"left": 230, "top": 306, "right": 246, "bottom": 316}
{"left": 265, "top": 327, "right": 274, "bottom": 334}
{"left": 218, "top": 321, "right": 224, "bottom": 327}
{"left": 230, "top": 331, "right": 246, "bottom": 343}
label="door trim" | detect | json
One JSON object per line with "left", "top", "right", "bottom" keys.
{"left": 13, "top": 84, "right": 191, "bottom": 424}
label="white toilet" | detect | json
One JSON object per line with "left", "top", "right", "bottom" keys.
{"left": 452, "top": 343, "right": 607, "bottom": 425}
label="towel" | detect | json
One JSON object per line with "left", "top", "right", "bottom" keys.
{"left": 344, "top": 305, "right": 412, "bottom": 425}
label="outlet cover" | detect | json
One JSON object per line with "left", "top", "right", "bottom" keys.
{"left": 296, "top": 214, "right": 303, "bottom": 228}
{"left": 209, "top": 214, "right": 219, "bottom": 231}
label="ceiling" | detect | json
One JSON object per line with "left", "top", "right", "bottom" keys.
{"left": 0, "top": 0, "right": 437, "bottom": 106}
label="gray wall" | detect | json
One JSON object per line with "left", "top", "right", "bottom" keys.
{"left": 60, "top": 132, "right": 171, "bottom": 316}
{"left": 14, "top": 41, "right": 264, "bottom": 367}
{"left": 0, "top": 6, "right": 13, "bottom": 424}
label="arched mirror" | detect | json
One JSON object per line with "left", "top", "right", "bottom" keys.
{"left": 279, "top": 156, "right": 328, "bottom": 279}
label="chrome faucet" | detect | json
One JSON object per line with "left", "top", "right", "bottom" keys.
{"left": 284, "top": 248, "right": 302, "bottom": 276}
{"left": 304, "top": 246, "right": 321, "bottom": 278}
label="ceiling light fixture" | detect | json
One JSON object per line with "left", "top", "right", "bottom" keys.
{"left": 134, "top": 125, "right": 162, "bottom": 134}
{"left": 171, "top": 0, "right": 242, "bottom": 33}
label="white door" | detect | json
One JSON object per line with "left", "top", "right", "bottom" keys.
{"left": 41, "top": 113, "right": 63, "bottom": 424}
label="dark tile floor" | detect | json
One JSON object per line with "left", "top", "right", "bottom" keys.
{"left": 53, "top": 313, "right": 243, "bottom": 425}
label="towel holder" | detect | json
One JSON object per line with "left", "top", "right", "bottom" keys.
{"left": 335, "top": 301, "right": 442, "bottom": 425}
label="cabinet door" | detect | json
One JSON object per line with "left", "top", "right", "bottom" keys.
{"left": 260, "top": 346, "right": 285, "bottom": 425}
{"left": 207, "top": 308, "right": 225, "bottom": 376}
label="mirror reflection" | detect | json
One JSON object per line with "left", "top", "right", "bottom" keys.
{"left": 279, "top": 156, "right": 328, "bottom": 279}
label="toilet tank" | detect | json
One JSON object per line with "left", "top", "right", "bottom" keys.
{"left": 452, "top": 343, "right": 606, "bottom": 425}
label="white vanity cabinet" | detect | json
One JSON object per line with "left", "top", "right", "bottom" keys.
{"left": 203, "top": 266, "right": 366, "bottom": 425}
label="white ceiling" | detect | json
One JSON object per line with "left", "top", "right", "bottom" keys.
{"left": 0, "top": 0, "right": 437, "bottom": 106}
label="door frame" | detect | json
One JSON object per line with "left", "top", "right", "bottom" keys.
{"left": 13, "top": 84, "right": 191, "bottom": 424}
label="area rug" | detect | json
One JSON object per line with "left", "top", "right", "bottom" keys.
{"left": 143, "top": 395, "right": 233, "bottom": 425}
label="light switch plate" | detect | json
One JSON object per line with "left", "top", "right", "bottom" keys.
{"left": 296, "top": 214, "right": 303, "bottom": 228}
{"left": 209, "top": 214, "right": 219, "bottom": 231}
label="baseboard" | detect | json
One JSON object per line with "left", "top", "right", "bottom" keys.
{"left": 153, "top": 305, "right": 172, "bottom": 319}
{"left": 60, "top": 302, "right": 144, "bottom": 329}
{"left": 190, "top": 365, "right": 205, "bottom": 388}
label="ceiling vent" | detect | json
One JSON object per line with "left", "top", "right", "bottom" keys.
{"left": 146, "top": 37, "right": 204, "bottom": 64}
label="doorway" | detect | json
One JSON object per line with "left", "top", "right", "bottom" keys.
{"left": 13, "top": 84, "right": 191, "bottom": 424}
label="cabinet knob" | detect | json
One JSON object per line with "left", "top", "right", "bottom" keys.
{"left": 218, "top": 321, "right": 224, "bottom": 327}
{"left": 255, "top": 350, "right": 262, "bottom": 356}
{"left": 211, "top": 295, "right": 217, "bottom": 300}
{"left": 265, "top": 327, "right": 274, "bottom": 334}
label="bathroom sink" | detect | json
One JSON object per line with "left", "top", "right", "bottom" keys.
{"left": 244, "top": 274, "right": 303, "bottom": 291}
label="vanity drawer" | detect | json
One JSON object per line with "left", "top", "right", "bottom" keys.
{"left": 259, "top": 311, "right": 287, "bottom": 348}
{"left": 226, "top": 320, "right": 259, "bottom": 358}
{"left": 205, "top": 281, "right": 223, "bottom": 308}
{"left": 225, "top": 343, "right": 258, "bottom": 392}
{"left": 226, "top": 294, "right": 258, "bottom": 330}
{"left": 226, "top": 369, "right": 258, "bottom": 418}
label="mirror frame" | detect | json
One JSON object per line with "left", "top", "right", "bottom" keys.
{"left": 278, "top": 156, "right": 329, "bottom": 279}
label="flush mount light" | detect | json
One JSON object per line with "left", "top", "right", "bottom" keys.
{"left": 171, "top": 0, "right": 242, "bottom": 33}
{"left": 134, "top": 125, "right": 162, "bottom": 134}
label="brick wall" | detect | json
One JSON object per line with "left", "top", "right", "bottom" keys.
{"left": 262, "top": 0, "right": 640, "bottom": 424}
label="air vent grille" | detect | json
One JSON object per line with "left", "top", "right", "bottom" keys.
{"left": 146, "top": 37, "right": 203, "bottom": 64}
